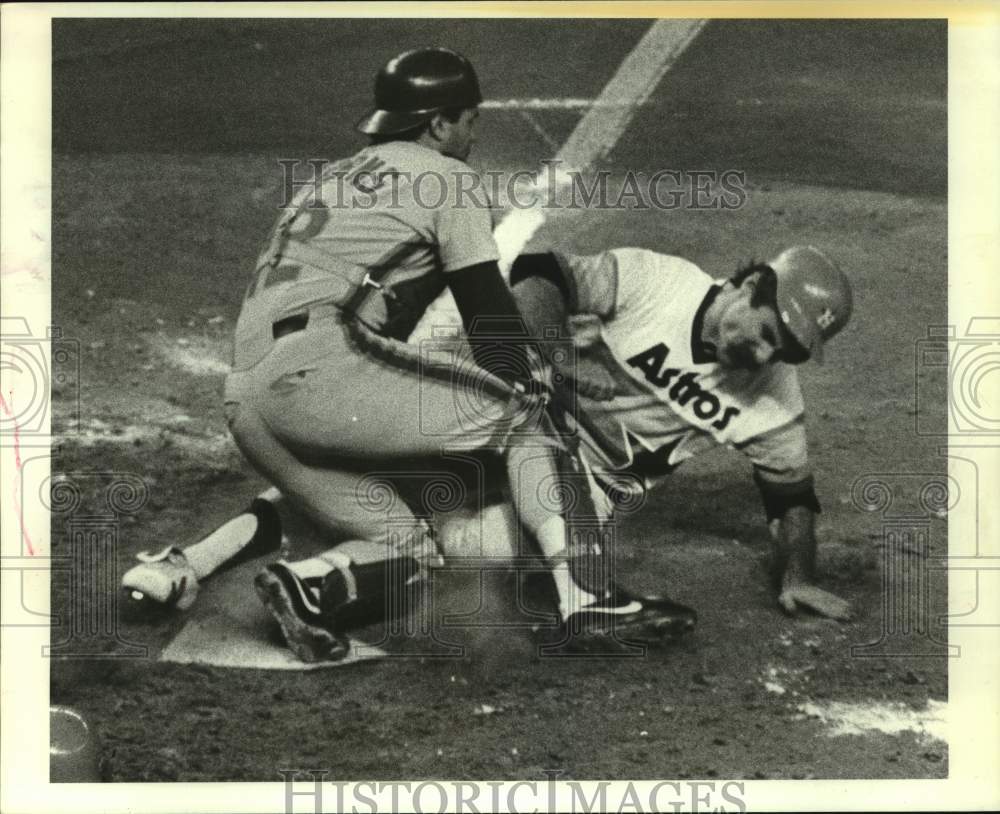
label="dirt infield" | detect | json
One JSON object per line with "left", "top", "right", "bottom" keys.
{"left": 49, "top": 19, "right": 948, "bottom": 781}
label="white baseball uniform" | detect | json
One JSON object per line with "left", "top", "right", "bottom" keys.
{"left": 552, "top": 248, "right": 810, "bottom": 489}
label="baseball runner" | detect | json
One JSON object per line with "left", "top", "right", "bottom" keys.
{"left": 509, "top": 245, "right": 854, "bottom": 620}
{"left": 124, "top": 47, "right": 692, "bottom": 662}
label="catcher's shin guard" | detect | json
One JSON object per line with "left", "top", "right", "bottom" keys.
{"left": 319, "top": 556, "right": 424, "bottom": 633}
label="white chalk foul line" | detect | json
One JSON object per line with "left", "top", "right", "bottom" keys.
{"left": 798, "top": 699, "right": 948, "bottom": 745}
{"left": 495, "top": 19, "right": 707, "bottom": 266}
{"left": 558, "top": 19, "right": 707, "bottom": 172}
{"left": 516, "top": 108, "right": 562, "bottom": 155}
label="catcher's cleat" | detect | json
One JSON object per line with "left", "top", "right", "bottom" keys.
{"left": 121, "top": 546, "right": 199, "bottom": 616}
{"left": 254, "top": 562, "right": 349, "bottom": 664}
{"left": 553, "top": 586, "right": 697, "bottom": 652}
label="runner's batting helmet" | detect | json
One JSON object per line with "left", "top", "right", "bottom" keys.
{"left": 355, "top": 47, "right": 483, "bottom": 135}
{"left": 769, "top": 246, "right": 853, "bottom": 362}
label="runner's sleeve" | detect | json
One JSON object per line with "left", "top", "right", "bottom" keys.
{"left": 727, "top": 361, "right": 818, "bottom": 518}
{"left": 739, "top": 418, "right": 811, "bottom": 483}
{"left": 740, "top": 418, "right": 821, "bottom": 520}
{"left": 731, "top": 362, "right": 808, "bottom": 481}
{"left": 551, "top": 251, "right": 619, "bottom": 318}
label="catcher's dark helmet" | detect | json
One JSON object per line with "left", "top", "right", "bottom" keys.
{"left": 355, "top": 47, "right": 482, "bottom": 136}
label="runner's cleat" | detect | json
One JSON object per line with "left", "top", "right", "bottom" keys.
{"left": 254, "top": 562, "right": 349, "bottom": 663}
{"left": 121, "top": 546, "right": 199, "bottom": 616}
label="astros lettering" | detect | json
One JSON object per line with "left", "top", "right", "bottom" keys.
{"left": 625, "top": 342, "right": 740, "bottom": 431}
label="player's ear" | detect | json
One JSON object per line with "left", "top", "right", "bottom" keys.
{"left": 428, "top": 113, "right": 450, "bottom": 141}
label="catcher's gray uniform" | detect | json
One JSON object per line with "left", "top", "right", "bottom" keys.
{"left": 224, "top": 142, "right": 547, "bottom": 546}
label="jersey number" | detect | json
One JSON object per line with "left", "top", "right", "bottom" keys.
{"left": 242, "top": 155, "right": 405, "bottom": 302}
{"left": 244, "top": 204, "right": 331, "bottom": 300}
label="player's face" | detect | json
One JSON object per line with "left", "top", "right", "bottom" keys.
{"left": 716, "top": 286, "right": 790, "bottom": 371}
{"left": 437, "top": 108, "right": 479, "bottom": 161}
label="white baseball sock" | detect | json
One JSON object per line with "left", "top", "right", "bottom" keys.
{"left": 535, "top": 516, "right": 597, "bottom": 619}
{"left": 184, "top": 513, "right": 261, "bottom": 579}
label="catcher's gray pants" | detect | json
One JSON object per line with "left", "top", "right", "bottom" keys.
{"left": 224, "top": 309, "right": 563, "bottom": 549}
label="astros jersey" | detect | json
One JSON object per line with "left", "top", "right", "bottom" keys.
{"left": 555, "top": 249, "right": 809, "bottom": 485}
{"left": 233, "top": 141, "right": 499, "bottom": 369}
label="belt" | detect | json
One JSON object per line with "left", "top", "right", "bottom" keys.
{"left": 270, "top": 264, "right": 395, "bottom": 340}
{"left": 271, "top": 240, "right": 425, "bottom": 342}
{"left": 271, "top": 302, "right": 342, "bottom": 339}
{"left": 272, "top": 270, "right": 425, "bottom": 342}
{"left": 272, "top": 312, "right": 310, "bottom": 339}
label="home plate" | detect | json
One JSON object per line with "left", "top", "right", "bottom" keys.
{"left": 158, "top": 500, "right": 542, "bottom": 670}
{"left": 157, "top": 554, "right": 526, "bottom": 670}
{"left": 159, "top": 556, "right": 390, "bottom": 670}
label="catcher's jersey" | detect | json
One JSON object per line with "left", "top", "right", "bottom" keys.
{"left": 233, "top": 141, "right": 499, "bottom": 369}
{"left": 557, "top": 248, "right": 809, "bottom": 484}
